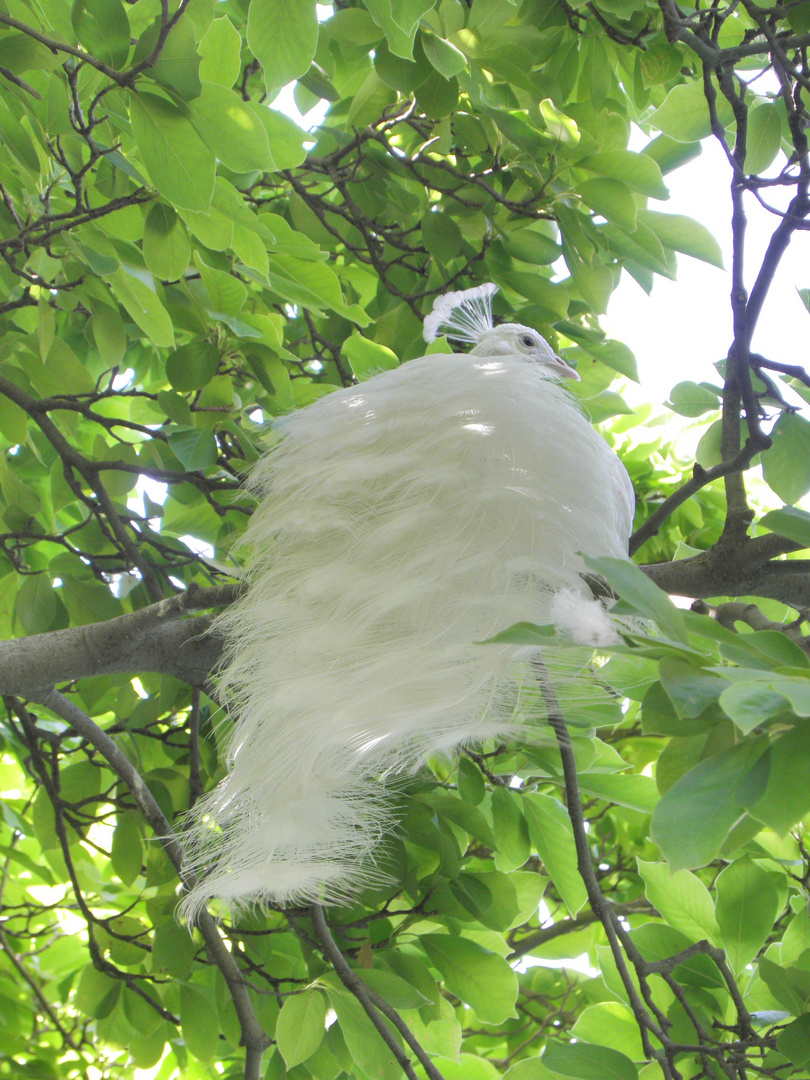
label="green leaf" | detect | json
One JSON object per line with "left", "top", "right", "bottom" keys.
{"left": 578, "top": 179, "right": 637, "bottom": 231}
{"left": 576, "top": 150, "right": 668, "bottom": 199}
{"left": 0, "top": 31, "right": 62, "bottom": 74}
{"left": 631, "top": 922, "right": 726, "bottom": 989}
{"left": 577, "top": 772, "right": 659, "bottom": 813}
{"left": 122, "top": 987, "right": 162, "bottom": 1037}
{"left": 504, "top": 1061, "right": 559, "bottom": 1080}
{"left": 571, "top": 1003, "right": 645, "bottom": 1062}
{"left": 762, "top": 412, "right": 810, "bottom": 504}
{"left": 758, "top": 955, "right": 810, "bottom": 1015}
{"left": 166, "top": 342, "right": 219, "bottom": 391}
{"left": 415, "top": 69, "right": 459, "bottom": 120}
{"left": 543, "top": 1040, "right": 638, "bottom": 1080}
{"left": 422, "top": 212, "right": 464, "bottom": 262}
{"left": 639, "top": 210, "right": 724, "bottom": 268}
{"left": 72, "top": 0, "right": 130, "bottom": 69}
{"left": 640, "top": 42, "right": 683, "bottom": 86}
{"left": 580, "top": 339, "right": 639, "bottom": 381}
{"left": 651, "top": 740, "right": 767, "bottom": 869}
{"left": 248, "top": 0, "right": 319, "bottom": 89}
{"left": 110, "top": 813, "right": 143, "bottom": 887}
{"left": 583, "top": 555, "right": 687, "bottom": 643}
{"left": 0, "top": 393, "right": 27, "bottom": 446}
{"left": 130, "top": 1023, "right": 167, "bottom": 1068}
{"left": 719, "top": 682, "right": 790, "bottom": 734}
{"left": 324, "top": 984, "right": 403, "bottom": 1080}
{"left": 31, "top": 786, "right": 58, "bottom": 851}
{"left": 199, "top": 16, "right": 243, "bottom": 88}
{"left": 760, "top": 505, "right": 810, "bottom": 548}
{"left": 642, "top": 133, "right": 702, "bottom": 174}
{"left": 419, "top": 934, "right": 519, "bottom": 1024}
{"left": 15, "top": 575, "right": 58, "bottom": 634}
{"left": 422, "top": 32, "right": 467, "bottom": 78}
{"left": 75, "top": 965, "right": 121, "bottom": 1019}
{"left": 180, "top": 986, "right": 219, "bottom": 1062}
{"left": 251, "top": 106, "right": 307, "bottom": 169}
{"left": 523, "top": 793, "right": 588, "bottom": 916}
{"left": 500, "top": 271, "right": 570, "bottom": 320}
{"left": 0, "top": 460, "right": 41, "bottom": 520}
{"left": 384, "top": 952, "right": 440, "bottom": 1009}
{"left": 744, "top": 102, "right": 782, "bottom": 175}
{"left": 538, "top": 98, "right": 580, "bottom": 146}
{"left": 789, "top": 0, "right": 810, "bottom": 31}
{"left": 659, "top": 656, "right": 728, "bottom": 718}
{"left": 363, "top": 0, "right": 435, "bottom": 59}
{"left": 716, "top": 856, "right": 780, "bottom": 974}
{"left": 168, "top": 429, "right": 218, "bottom": 471}
{"left": 183, "top": 83, "right": 275, "bottom": 172}
{"left": 195, "top": 251, "right": 248, "bottom": 315}
{"left": 107, "top": 268, "right": 175, "bottom": 348}
{"left": 480, "top": 620, "right": 559, "bottom": 646}
{"left": 152, "top": 920, "right": 198, "bottom": 980}
{"left": 276, "top": 990, "right": 326, "bottom": 1068}
{"left": 143, "top": 204, "right": 191, "bottom": 280}
{"left": 342, "top": 333, "right": 400, "bottom": 380}
{"left": 356, "top": 968, "right": 432, "bottom": 1009}
{"left": 327, "top": 8, "right": 384, "bottom": 45}
{"left": 374, "top": 36, "right": 432, "bottom": 90}
{"left": 491, "top": 787, "right": 531, "bottom": 872}
{"left": 651, "top": 80, "right": 734, "bottom": 142}
{"left": 749, "top": 723, "right": 810, "bottom": 835}
{"left": 129, "top": 92, "right": 215, "bottom": 212}
{"left": 449, "top": 871, "right": 519, "bottom": 931}
{"left": 90, "top": 303, "right": 126, "bottom": 366}
{"left": 637, "top": 859, "right": 722, "bottom": 944}
{"left": 668, "top": 380, "right": 722, "bottom": 416}
{"left": 503, "top": 226, "right": 561, "bottom": 265}
{"left": 0, "top": 99, "right": 39, "bottom": 175}
{"left": 777, "top": 1014, "right": 810, "bottom": 1066}
{"left": 458, "top": 756, "right": 486, "bottom": 806}
{"left": 134, "top": 16, "right": 202, "bottom": 99}
{"left": 265, "top": 253, "right": 370, "bottom": 324}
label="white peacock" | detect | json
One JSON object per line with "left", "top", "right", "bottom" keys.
{"left": 179, "top": 283, "right": 634, "bottom": 920}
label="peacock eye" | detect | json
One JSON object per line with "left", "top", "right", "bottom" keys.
{"left": 520, "top": 334, "right": 534, "bottom": 348}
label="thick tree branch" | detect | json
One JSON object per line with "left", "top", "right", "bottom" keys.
{"left": 642, "top": 537, "right": 810, "bottom": 608}
{"left": 0, "top": 586, "right": 236, "bottom": 695}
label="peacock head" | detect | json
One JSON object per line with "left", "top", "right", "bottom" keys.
{"left": 469, "top": 323, "right": 579, "bottom": 379}
{"left": 423, "top": 282, "right": 579, "bottom": 380}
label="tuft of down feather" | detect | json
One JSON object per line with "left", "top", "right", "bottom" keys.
{"left": 179, "top": 288, "right": 634, "bottom": 922}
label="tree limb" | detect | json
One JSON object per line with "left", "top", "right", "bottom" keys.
{"left": 24, "top": 689, "right": 272, "bottom": 1080}
{"left": 0, "top": 586, "right": 236, "bottom": 695}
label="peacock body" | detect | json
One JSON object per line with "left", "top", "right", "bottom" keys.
{"left": 180, "top": 285, "right": 634, "bottom": 920}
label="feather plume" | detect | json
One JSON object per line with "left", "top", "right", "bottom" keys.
{"left": 423, "top": 282, "right": 499, "bottom": 344}
{"left": 179, "top": 290, "right": 634, "bottom": 921}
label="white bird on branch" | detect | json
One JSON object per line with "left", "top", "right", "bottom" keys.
{"left": 180, "top": 283, "right": 634, "bottom": 921}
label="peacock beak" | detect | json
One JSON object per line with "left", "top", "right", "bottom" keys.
{"left": 550, "top": 354, "right": 580, "bottom": 380}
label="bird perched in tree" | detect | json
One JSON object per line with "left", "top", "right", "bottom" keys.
{"left": 180, "top": 283, "right": 634, "bottom": 921}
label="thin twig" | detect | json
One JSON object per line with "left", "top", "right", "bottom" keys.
{"left": 309, "top": 904, "right": 446, "bottom": 1080}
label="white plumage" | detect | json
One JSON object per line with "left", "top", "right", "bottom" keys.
{"left": 180, "top": 284, "right": 634, "bottom": 921}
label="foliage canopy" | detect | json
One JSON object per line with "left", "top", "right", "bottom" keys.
{"left": 1, "top": 1, "right": 810, "bottom": 1079}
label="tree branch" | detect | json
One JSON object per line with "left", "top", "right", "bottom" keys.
{"left": 309, "top": 904, "right": 446, "bottom": 1080}
{"left": 0, "top": 586, "right": 236, "bottom": 695}
{"left": 24, "top": 689, "right": 271, "bottom": 1080}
